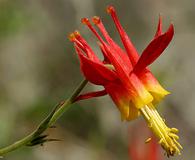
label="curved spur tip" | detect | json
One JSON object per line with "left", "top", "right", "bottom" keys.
{"left": 106, "top": 5, "right": 115, "bottom": 14}
{"left": 81, "top": 17, "right": 90, "bottom": 25}
{"left": 92, "top": 16, "right": 100, "bottom": 25}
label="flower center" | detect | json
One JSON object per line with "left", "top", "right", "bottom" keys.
{"left": 139, "top": 104, "right": 182, "bottom": 157}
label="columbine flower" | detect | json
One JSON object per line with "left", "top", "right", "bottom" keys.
{"left": 69, "top": 5, "right": 182, "bottom": 156}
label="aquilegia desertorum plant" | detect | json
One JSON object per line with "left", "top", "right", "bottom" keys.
{"left": 0, "top": 5, "right": 182, "bottom": 157}
{"left": 69, "top": 5, "right": 182, "bottom": 157}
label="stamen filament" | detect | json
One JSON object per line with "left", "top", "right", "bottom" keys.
{"left": 139, "top": 105, "right": 182, "bottom": 157}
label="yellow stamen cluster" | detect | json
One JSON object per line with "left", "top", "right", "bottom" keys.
{"left": 140, "top": 104, "right": 182, "bottom": 157}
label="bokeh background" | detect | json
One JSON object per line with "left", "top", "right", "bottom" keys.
{"left": 0, "top": 0, "right": 194, "bottom": 159}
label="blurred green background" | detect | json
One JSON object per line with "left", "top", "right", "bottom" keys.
{"left": 0, "top": 0, "right": 194, "bottom": 159}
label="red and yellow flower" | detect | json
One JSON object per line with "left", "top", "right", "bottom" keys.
{"left": 69, "top": 5, "right": 182, "bottom": 156}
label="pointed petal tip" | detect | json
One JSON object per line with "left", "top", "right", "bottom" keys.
{"left": 169, "top": 23, "right": 174, "bottom": 31}
{"left": 158, "top": 14, "right": 163, "bottom": 23}
{"left": 166, "top": 23, "right": 174, "bottom": 38}
{"left": 164, "top": 20, "right": 174, "bottom": 36}
{"left": 154, "top": 15, "right": 163, "bottom": 38}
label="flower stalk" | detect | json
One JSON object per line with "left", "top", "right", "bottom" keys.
{"left": 0, "top": 79, "right": 88, "bottom": 156}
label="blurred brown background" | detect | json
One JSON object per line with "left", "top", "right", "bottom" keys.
{"left": 0, "top": 0, "right": 194, "bottom": 159}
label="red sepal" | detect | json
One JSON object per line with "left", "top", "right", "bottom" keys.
{"left": 74, "top": 89, "right": 107, "bottom": 102}
{"left": 133, "top": 24, "right": 174, "bottom": 74}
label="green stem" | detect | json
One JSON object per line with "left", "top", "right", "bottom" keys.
{"left": 0, "top": 79, "right": 88, "bottom": 156}
{"left": 49, "top": 79, "right": 88, "bottom": 126}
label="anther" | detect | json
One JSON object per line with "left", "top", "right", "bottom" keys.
{"left": 171, "top": 128, "right": 179, "bottom": 134}
{"left": 92, "top": 16, "right": 100, "bottom": 25}
{"left": 145, "top": 137, "right": 152, "bottom": 143}
{"left": 168, "top": 133, "right": 179, "bottom": 140}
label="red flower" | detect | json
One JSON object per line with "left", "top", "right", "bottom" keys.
{"left": 69, "top": 5, "right": 182, "bottom": 156}
{"left": 70, "top": 6, "right": 172, "bottom": 120}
